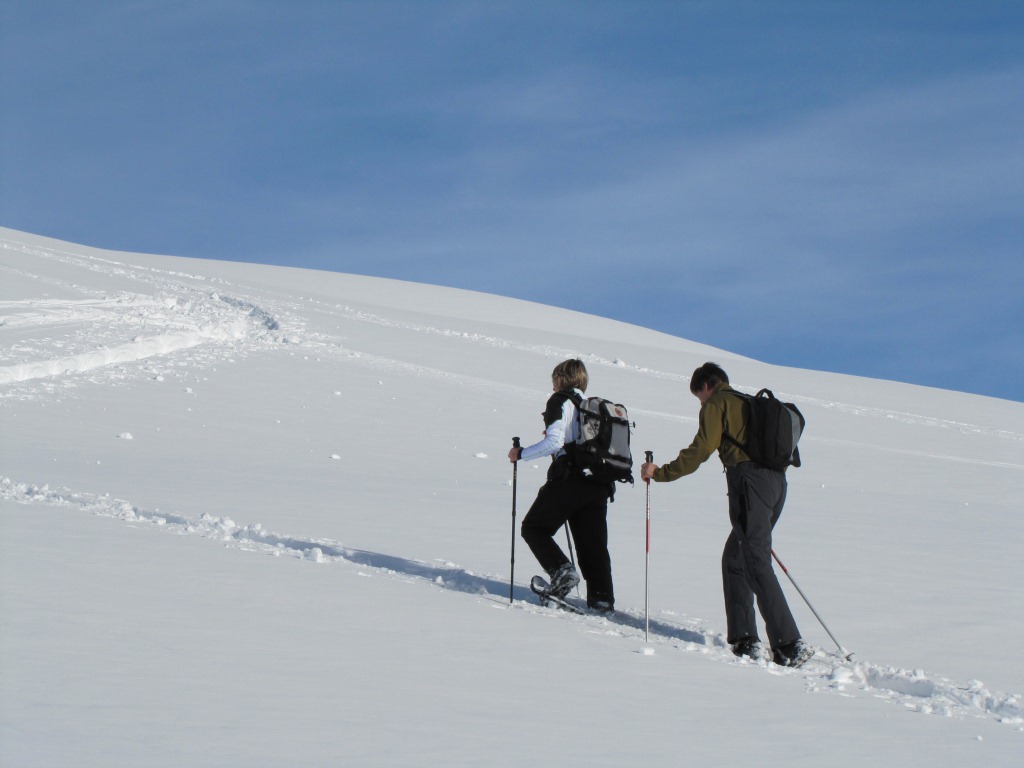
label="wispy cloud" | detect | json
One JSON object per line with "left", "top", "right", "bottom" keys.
{"left": 2, "top": 2, "right": 1022, "bottom": 398}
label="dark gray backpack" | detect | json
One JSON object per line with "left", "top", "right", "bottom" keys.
{"left": 724, "top": 389, "right": 805, "bottom": 472}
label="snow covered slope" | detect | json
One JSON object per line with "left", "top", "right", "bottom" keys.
{"left": 1, "top": 227, "right": 1022, "bottom": 767}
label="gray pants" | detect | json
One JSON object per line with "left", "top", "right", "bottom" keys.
{"left": 722, "top": 462, "right": 800, "bottom": 648}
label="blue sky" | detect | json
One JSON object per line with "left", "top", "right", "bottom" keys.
{"left": 3, "top": 1, "right": 1022, "bottom": 402}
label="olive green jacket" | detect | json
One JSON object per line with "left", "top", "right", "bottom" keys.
{"left": 652, "top": 383, "right": 750, "bottom": 482}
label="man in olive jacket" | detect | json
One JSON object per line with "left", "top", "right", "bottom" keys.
{"left": 640, "top": 362, "right": 810, "bottom": 667}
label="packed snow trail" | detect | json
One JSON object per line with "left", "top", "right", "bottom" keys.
{"left": 2, "top": 475, "right": 1020, "bottom": 728}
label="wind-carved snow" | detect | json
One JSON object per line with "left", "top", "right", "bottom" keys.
{"left": 2, "top": 474, "right": 1020, "bottom": 727}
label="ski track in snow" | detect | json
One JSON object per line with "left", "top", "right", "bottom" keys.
{"left": 1, "top": 475, "right": 1021, "bottom": 729}
{"left": 3, "top": 238, "right": 1021, "bottom": 452}
{"left": 0, "top": 246, "right": 289, "bottom": 395}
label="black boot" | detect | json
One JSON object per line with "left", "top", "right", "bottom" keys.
{"left": 773, "top": 640, "right": 813, "bottom": 668}
{"left": 731, "top": 637, "right": 766, "bottom": 661}
{"left": 547, "top": 563, "right": 580, "bottom": 599}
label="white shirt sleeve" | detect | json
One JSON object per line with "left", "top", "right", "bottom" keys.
{"left": 520, "top": 416, "right": 566, "bottom": 462}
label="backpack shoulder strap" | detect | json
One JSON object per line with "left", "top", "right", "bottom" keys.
{"left": 543, "top": 390, "right": 577, "bottom": 426}
{"left": 720, "top": 389, "right": 750, "bottom": 450}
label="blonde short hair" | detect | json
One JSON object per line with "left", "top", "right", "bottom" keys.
{"left": 552, "top": 359, "right": 588, "bottom": 393}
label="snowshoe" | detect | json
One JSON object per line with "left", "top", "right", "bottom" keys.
{"left": 530, "top": 575, "right": 584, "bottom": 615}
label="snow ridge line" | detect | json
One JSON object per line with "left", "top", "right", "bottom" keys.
{"left": 213, "top": 292, "right": 281, "bottom": 332}
{"left": 5, "top": 236, "right": 1018, "bottom": 442}
{"left": 2, "top": 476, "right": 1021, "bottom": 727}
{"left": 288, "top": 298, "right": 1023, "bottom": 441}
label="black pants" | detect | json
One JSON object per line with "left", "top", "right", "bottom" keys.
{"left": 722, "top": 462, "right": 800, "bottom": 648}
{"left": 521, "top": 472, "right": 614, "bottom": 607}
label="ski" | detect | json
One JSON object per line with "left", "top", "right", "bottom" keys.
{"left": 530, "top": 575, "right": 584, "bottom": 615}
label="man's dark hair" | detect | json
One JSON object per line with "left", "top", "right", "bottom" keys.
{"left": 689, "top": 362, "right": 730, "bottom": 394}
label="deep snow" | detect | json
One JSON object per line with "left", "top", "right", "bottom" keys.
{"left": 1, "top": 227, "right": 1022, "bottom": 767}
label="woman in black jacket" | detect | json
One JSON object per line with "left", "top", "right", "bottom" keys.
{"left": 508, "top": 359, "right": 615, "bottom": 613}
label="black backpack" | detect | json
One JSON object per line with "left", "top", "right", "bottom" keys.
{"left": 723, "top": 389, "right": 805, "bottom": 472}
{"left": 565, "top": 392, "right": 634, "bottom": 484}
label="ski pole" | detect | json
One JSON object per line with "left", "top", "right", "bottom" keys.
{"left": 563, "top": 523, "right": 581, "bottom": 598}
{"left": 645, "top": 450, "right": 653, "bottom": 643}
{"left": 509, "top": 437, "right": 520, "bottom": 604}
{"left": 771, "top": 548, "right": 853, "bottom": 660}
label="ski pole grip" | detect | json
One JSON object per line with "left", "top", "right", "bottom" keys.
{"left": 645, "top": 450, "right": 653, "bottom": 463}
{"left": 513, "top": 436, "right": 521, "bottom": 461}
